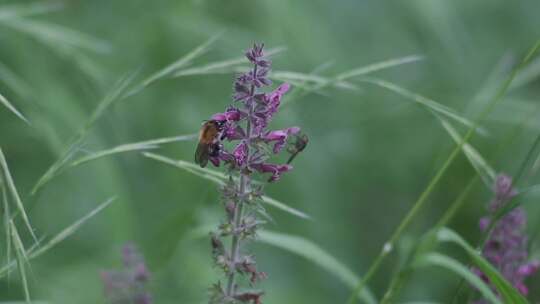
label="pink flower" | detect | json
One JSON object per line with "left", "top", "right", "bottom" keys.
{"left": 251, "top": 163, "right": 292, "bottom": 182}
{"left": 211, "top": 108, "right": 243, "bottom": 122}
{"left": 264, "top": 83, "right": 290, "bottom": 117}
{"left": 233, "top": 141, "right": 249, "bottom": 166}
{"left": 262, "top": 127, "right": 301, "bottom": 154}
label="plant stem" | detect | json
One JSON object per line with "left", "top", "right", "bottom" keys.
{"left": 224, "top": 63, "right": 257, "bottom": 301}
{"left": 226, "top": 174, "right": 247, "bottom": 297}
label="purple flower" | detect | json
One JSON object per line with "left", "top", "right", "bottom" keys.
{"left": 245, "top": 43, "right": 270, "bottom": 67}
{"left": 101, "top": 244, "right": 152, "bottom": 304}
{"left": 206, "top": 43, "right": 307, "bottom": 304}
{"left": 474, "top": 174, "right": 539, "bottom": 300}
{"left": 233, "top": 141, "right": 249, "bottom": 166}
{"left": 211, "top": 108, "right": 244, "bottom": 122}
{"left": 262, "top": 127, "right": 301, "bottom": 154}
{"left": 251, "top": 163, "right": 292, "bottom": 182}
{"left": 205, "top": 44, "right": 304, "bottom": 183}
{"left": 222, "top": 122, "right": 245, "bottom": 141}
{"left": 264, "top": 83, "right": 290, "bottom": 118}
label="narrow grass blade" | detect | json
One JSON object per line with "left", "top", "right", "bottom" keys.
{"left": 0, "top": 92, "right": 29, "bottom": 124}
{"left": 143, "top": 152, "right": 226, "bottom": 184}
{"left": 30, "top": 197, "right": 115, "bottom": 258}
{"left": 10, "top": 220, "right": 30, "bottom": 302}
{"left": 0, "top": 62, "right": 32, "bottom": 99}
{"left": 69, "top": 134, "right": 196, "bottom": 167}
{"left": 336, "top": 55, "right": 423, "bottom": 81}
{"left": 0, "top": 301, "right": 49, "bottom": 304}
{"left": 71, "top": 143, "right": 158, "bottom": 168}
{"left": 511, "top": 56, "right": 540, "bottom": 90}
{"left": 259, "top": 195, "right": 310, "bottom": 220}
{"left": 173, "top": 47, "right": 285, "bottom": 78}
{"left": 281, "top": 55, "right": 423, "bottom": 102}
{"left": 271, "top": 71, "right": 358, "bottom": 90}
{"left": 88, "top": 71, "right": 138, "bottom": 125}
{"left": 142, "top": 152, "right": 311, "bottom": 219}
{"left": 437, "top": 228, "right": 528, "bottom": 304}
{"left": 137, "top": 34, "right": 221, "bottom": 89}
{"left": 0, "top": 197, "right": 115, "bottom": 278}
{"left": 258, "top": 230, "right": 376, "bottom": 304}
{"left": 436, "top": 115, "right": 496, "bottom": 187}
{"left": 31, "top": 72, "right": 137, "bottom": 194}
{"left": 30, "top": 142, "right": 79, "bottom": 195}
{"left": 0, "top": 148, "right": 37, "bottom": 242}
{"left": 2, "top": 177, "right": 11, "bottom": 276}
{"left": 0, "top": 1, "right": 63, "bottom": 20}
{"left": 414, "top": 252, "right": 501, "bottom": 304}
{"left": 1, "top": 18, "right": 111, "bottom": 54}
{"left": 358, "top": 78, "right": 479, "bottom": 132}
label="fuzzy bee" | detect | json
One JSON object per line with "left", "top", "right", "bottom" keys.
{"left": 195, "top": 120, "right": 225, "bottom": 168}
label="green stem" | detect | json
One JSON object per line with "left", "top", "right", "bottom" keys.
{"left": 224, "top": 63, "right": 257, "bottom": 300}
{"left": 225, "top": 175, "right": 247, "bottom": 297}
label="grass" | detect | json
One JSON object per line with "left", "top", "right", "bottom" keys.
{"left": 1, "top": 2, "right": 540, "bottom": 303}
{"left": 346, "top": 40, "right": 540, "bottom": 304}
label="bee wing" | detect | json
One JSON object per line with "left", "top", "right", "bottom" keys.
{"left": 195, "top": 142, "right": 209, "bottom": 168}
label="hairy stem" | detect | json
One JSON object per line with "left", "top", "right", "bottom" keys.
{"left": 224, "top": 63, "right": 257, "bottom": 300}
{"left": 226, "top": 175, "right": 247, "bottom": 297}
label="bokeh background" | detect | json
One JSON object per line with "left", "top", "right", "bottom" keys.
{"left": 1, "top": 0, "right": 540, "bottom": 303}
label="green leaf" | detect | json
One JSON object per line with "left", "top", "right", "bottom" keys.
{"left": 436, "top": 114, "right": 496, "bottom": 187}
{"left": 173, "top": 47, "right": 285, "bottom": 78}
{"left": 0, "top": 148, "right": 37, "bottom": 242}
{"left": 10, "top": 220, "right": 31, "bottom": 303}
{"left": 271, "top": 70, "right": 358, "bottom": 90}
{"left": 142, "top": 152, "right": 311, "bottom": 220}
{"left": 0, "top": 91, "right": 28, "bottom": 124}
{"left": 1, "top": 17, "right": 111, "bottom": 54}
{"left": 511, "top": 55, "right": 540, "bottom": 90}
{"left": 185, "top": 226, "right": 375, "bottom": 304}
{"left": 257, "top": 230, "right": 376, "bottom": 304}
{"left": 0, "top": 1, "right": 63, "bottom": 20}
{"left": 358, "top": 78, "right": 482, "bottom": 133}
{"left": 135, "top": 33, "right": 222, "bottom": 91}
{"left": 30, "top": 197, "right": 115, "bottom": 259}
{"left": 436, "top": 228, "right": 529, "bottom": 304}
{"left": 0, "top": 197, "right": 115, "bottom": 278}
{"left": 414, "top": 252, "right": 501, "bottom": 304}
{"left": 280, "top": 55, "right": 423, "bottom": 103}
{"left": 0, "top": 62, "right": 32, "bottom": 100}
{"left": 69, "top": 133, "right": 197, "bottom": 167}
{"left": 336, "top": 55, "right": 423, "bottom": 81}
{"left": 1, "top": 177, "right": 11, "bottom": 279}
{"left": 31, "top": 72, "right": 137, "bottom": 194}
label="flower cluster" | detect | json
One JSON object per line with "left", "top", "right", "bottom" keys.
{"left": 207, "top": 44, "right": 303, "bottom": 182}
{"left": 473, "top": 174, "right": 539, "bottom": 301}
{"left": 101, "top": 244, "right": 152, "bottom": 304}
{"left": 207, "top": 44, "right": 306, "bottom": 304}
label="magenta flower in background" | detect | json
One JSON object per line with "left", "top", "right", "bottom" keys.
{"left": 101, "top": 244, "right": 152, "bottom": 304}
{"left": 474, "top": 174, "right": 539, "bottom": 301}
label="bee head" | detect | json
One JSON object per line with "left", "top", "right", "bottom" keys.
{"left": 212, "top": 119, "right": 226, "bottom": 131}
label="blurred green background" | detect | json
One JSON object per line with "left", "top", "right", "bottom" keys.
{"left": 1, "top": 0, "right": 540, "bottom": 303}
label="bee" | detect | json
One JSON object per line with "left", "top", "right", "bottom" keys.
{"left": 195, "top": 120, "right": 225, "bottom": 168}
